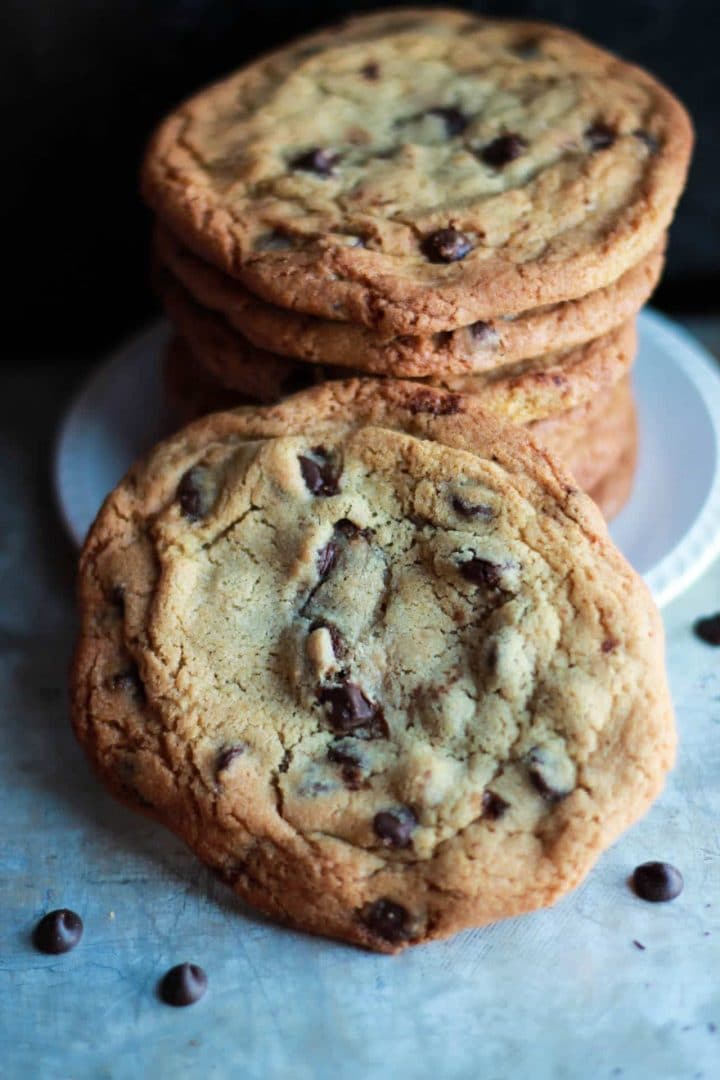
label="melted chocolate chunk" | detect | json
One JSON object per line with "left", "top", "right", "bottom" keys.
{"left": 427, "top": 106, "right": 468, "bottom": 136}
{"left": 480, "top": 133, "right": 527, "bottom": 167}
{"left": 373, "top": 807, "right": 416, "bottom": 848}
{"left": 421, "top": 228, "right": 473, "bottom": 264}
{"left": 361, "top": 62, "right": 380, "bottom": 80}
{"left": 482, "top": 790, "right": 509, "bottom": 820}
{"left": 362, "top": 898, "right": 412, "bottom": 943}
{"left": 470, "top": 320, "right": 497, "bottom": 343}
{"left": 459, "top": 557, "right": 506, "bottom": 589}
{"left": 634, "top": 129, "right": 660, "bottom": 154}
{"left": 632, "top": 861, "right": 684, "bottom": 902}
{"left": 407, "top": 389, "right": 462, "bottom": 416}
{"left": 109, "top": 666, "right": 145, "bottom": 701}
{"left": 33, "top": 909, "right": 83, "bottom": 954}
{"left": 216, "top": 744, "right": 246, "bottom": 776}
{"left": 299, "top": 448, "right": 340, "bottom": 496}
{"left": 159, "top": 963, "right": 208, "bottom": 1006}
{"left": 177, "top": 466, "right": 212, "bottom": 522}
{"left": 693, "top": 613, "right": 720, "bottom": 646}
{"left": 290, "top": 147, "right": 341, "bottom": 176}
{"left": 585, "top": 123, "right": 616, "bottom": 151}
{"left": 316, "top": 541, "right": 339, "bottom": 578}
{"left": 318, "top": 683, "right": 379, "bottom": 733}
{"left": 316, "top": 520, "right": 366, "bottom": 579}
{"left": 452, "top": 496, "right": 494, "bottom": 520}
{"left": 526, "top": 746, "right": 574, "bottom": 801}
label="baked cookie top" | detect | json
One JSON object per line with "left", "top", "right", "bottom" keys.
{"left": 72, "top": 380, "right": 674, "bottom": 951}
{"left": 143, "top": 8, "right": 692, "bottom": 333}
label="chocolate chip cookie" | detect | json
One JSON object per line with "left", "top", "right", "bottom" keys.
{"left": 142, "top": 9, "right": 692, "bottom": 334}
{"left": 71, "top": 378, "right": 675, "bottom": 951}
{"left": 155, "top": 224, "right": 665, "bottom": 377}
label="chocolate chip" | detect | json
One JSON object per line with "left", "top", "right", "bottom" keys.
{"left": 316, "top": 541, "right": 339, "bottom": 578}
{"left": 470, "top": 320, "right": 497, "bottom": 343}
{"left": 177, "top": 466, "right": 212, "bottom": 522}
{"left": 327, "top": 740, "right": 366, "bottom": 788}
{"left": 632, "top": 861, "right": 684, "bottom": 902}
{"left": 407, "top": 389, "right": 462, "bottom": 415}
{"left": 421, "top": 228, "right": 473, "bottom": 264}
{"left": 299, "top": 448, "right": 339, "bottom": 496}
{"left": 526, "top": 746, "right": 575, "bottom": 801}
{"left": 693, "top": 613, "right": 720, "bottom": 646}
{"left": 482, "top": 790, "right": 509, "bottom": 820}
{"left": 602, "top": 638, "right": 618, "bottom": 653}
{"left": 109, "top": 584, "right": 125, "bottom": 612}
{"left": 633, "top": 939, "right": 646, "bottom": 951}
{"left": 480, "top": 133, "right": 527, "bottom": 168}
{"left": 361, "top": 62, "right": 380, "bottom": 80}
{"left": 158, "top": 963, "right": 208, "bottom": 1007}
{"left": 427, "top": 106, "right": 468, "bottom": 136}
{"left": 109, "top": 666, "right": 145, "bottom": 701}
{"left": 290, "top": 148, "right": 341, "bottom": 176}
{"left": 216, "top": 744, "right": 246, "bottom": 776}
{"left": 362, "top": 898, "right": 411, "bottom": 943}
{"left": 373, "top": 807, "right": 417, "bottom": 848}
{"left": 634, "top": 129, "right": 660, "bottom": 154}
{"left": 452, "top": 496, "right": 494, "bottom": 520}
{"left": 459, "top": 557, "right": 506, "bottom": 589}
{"left": 33, "top": 909, "right": 83, "bottom": 954}
{"left": 585, "top": 123, "right": 616, "bottom": 151}
{"left": 318, "top": 683, "right": 378, "bottom": 732}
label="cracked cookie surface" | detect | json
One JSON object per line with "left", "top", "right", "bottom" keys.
{"left": 71, "top": 379, "right": 674, "bottom": 951}
{"left": 142, "top": 8, "right": 691, "bottom": 333}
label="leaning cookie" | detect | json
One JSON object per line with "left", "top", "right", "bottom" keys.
{"left": 142, "top": 9, "right": 692, "bottom": 333}
{"left": 155, "top": 224, "right": 664, "bottom": 377}
{"left": 72, "top": 378, "right": 674, "bottom": 952}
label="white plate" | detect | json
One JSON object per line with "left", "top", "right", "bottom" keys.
{"left": 54, "top": 309, "right": 720, "bottom": 607}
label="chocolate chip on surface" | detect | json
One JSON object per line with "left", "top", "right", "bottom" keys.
{"left": 421, "top": 228, "right": 474, "bottom": 263}
{"left": 427, "top": 105, "right": 468, "bottom": 135}
{"left": 480, "top": 133, "right": 528, "bottom": 167}
{"left": 290, "top": 147, "right": 341, "bottom": 176}
{"left": 452, "top": 496, "right": 494, "bottom": 520}
{"left": 327, "top": 740, "right": 366, "bottom": 788}
{"left": 526, "top": 745, "right": 575, "bottom": 801}
{"left": 299, "top": 448, "right": 340, "bottom": 496}
{"left": 459, "top": 557, "right": 506, "bottom": 588}
{"left": 33, "top": 909, "right": 83, "bottom": 954}
{"left": 407, "top": 389, "right": 462, "bottom": 415}
{"left": 470, "top": 320, "right": 498, "bottom": 343}
{"left": 362, "top": 898, "right": 412, "bottom": 942}
{"left": 632, "top": 861, "right": 684, "bottom": 902}
{"left": 316, "top": 541, "right": 339, "bottom": 578}
{"left": 693, "top": 613, "right": 720, "bottom": 646}
{"left": 216, "top": 744, "right": 246, "bottom": 775}
{"left": 361, "top": 61, "right": 380, "bottom": 80}
{"left": 482, "top": 790, "right": 509, "bottom": 820}
{"left": 177, "top": 466, "right": 213, "bottom": 522}
{"left": 159, "top": 963, "right": 208, "bottom": 1006}
{"left": 585, "top": 123, "right": 616, "bottom": 150}
{"left": 373, "top": 807, "right": 417, "bottom": 848}
{"left": 318, "top": 683, "right": 378, "bottom": 732}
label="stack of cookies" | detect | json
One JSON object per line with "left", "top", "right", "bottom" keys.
{"left": 142, "top": 9, "right": 691, "bottom": 520}
{"left": 70, "top": 10, "right": 692, "bottom": 955}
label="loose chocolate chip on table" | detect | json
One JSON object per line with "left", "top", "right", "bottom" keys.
{"left": 159, "top": 963, "right": 208, "bottom": 1007}
{"left": 427, "top": 106, "right": 468, "bottom": 135}
{"left": 33, "top": 909, "right": 83, "bottom": 954}
{"left": 373, "top": 807, "right": 417, "bottom": 848}
{"left": 362, "top": 898, "right": 412, "bottom": 942}
{"left": 459, "top": 557, "right": 506, "bottom": 588}
{"left": 290, "top": 147, "right": 341, "bottom": 176}
{"left": 177, "top": 466, "right": 211, "bottom": 522}
{"left": 421, "top": 228, "right": 474, "bottom": 263}
{"left": 693, "top": 613, "right": 720, "bottom": 645}
{"left": 482, "top": 790, "right": 509, "bottom": 820}
{"left": 299, "top": 449, "right": 339, "bottom": 496}
{"left": 632, "top": 861, "right": 684, "bottom": 902}
{"left": 216, "top": 744, "right": 246, "bottom": 775}
{"left": 585, "top": 123, "right": 616, "bottom": 151}
{"left": 452, "top": 496, "right": 494, "bottom": 520}
{"left": 318, "top": 683, "right": 378, "bottom": 732}
{"left": 480, "top": 133, "right": 528, "bottom": 167}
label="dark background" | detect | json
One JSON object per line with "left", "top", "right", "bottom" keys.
{"left": 5, "top": 0, "right": 719, "bottom": 364}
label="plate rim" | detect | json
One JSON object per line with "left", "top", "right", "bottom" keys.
{"left": 53, "top": 310, "right": 720, "bottom": 608}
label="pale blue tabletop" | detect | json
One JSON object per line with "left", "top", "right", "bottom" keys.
{"left": 1, "top": 327, "right": 720, "bottom": 1079}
